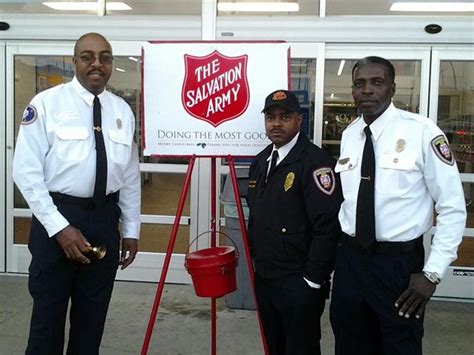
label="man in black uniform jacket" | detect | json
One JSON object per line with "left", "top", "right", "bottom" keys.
{"left": 246, "top": 90, "right": 342, "bottom": 355}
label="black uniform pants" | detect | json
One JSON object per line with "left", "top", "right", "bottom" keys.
{"left": 330, "top": 234, "right": 425, "bottom": 355}
{"left": 26, "top": 194, "right": 121, "bottom": 355}
{"left": 255, "top": 273, "right": 326, "bottom": 355}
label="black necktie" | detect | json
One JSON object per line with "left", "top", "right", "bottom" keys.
{"left": 266, "top": 150, "right": 279, "bottom": 181}
{"left": 93, "top": 96, "right": 107, "bottom": 204}
{"left": 355, "top": 126, "right": 376, "bottom": 249}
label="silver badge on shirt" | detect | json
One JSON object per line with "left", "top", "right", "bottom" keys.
{"left": 396, "top": 139, "right": 406, "bottom": 153}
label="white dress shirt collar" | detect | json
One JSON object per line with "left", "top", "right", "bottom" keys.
{"left": 358, "top": 102, "right": 396, "bottom": 142}
{"left": 71, "top": 76, "right": 107, "bottom": 107}
{"left": 267, "top": 132, "right": 300, "bottom": 165}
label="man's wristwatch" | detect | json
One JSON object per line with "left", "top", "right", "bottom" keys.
{"left": 423, "top": 271, "right": 441, "bottom": 285}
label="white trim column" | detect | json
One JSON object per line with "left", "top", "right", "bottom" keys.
{"left": 0, "top": 41, "right": 6, "bottom": 272}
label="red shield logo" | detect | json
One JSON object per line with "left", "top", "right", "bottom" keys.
{"left": 182, "top": 50, "right": 249, "bottom": 127}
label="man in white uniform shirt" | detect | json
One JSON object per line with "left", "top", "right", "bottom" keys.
{"left": 12, "top": 33, "right": 141, "bottom": 355}
{"left": 330, "top": 56, "right": 466, "bottom": 355}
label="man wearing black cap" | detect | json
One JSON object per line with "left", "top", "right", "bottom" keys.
{"left": 246, "top": 89, "right": 343, "bottom": 355}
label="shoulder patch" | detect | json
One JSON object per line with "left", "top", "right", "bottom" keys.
{"left": 431, "top": 135, "right": 454, "bottom": 166}
{"left": 312, "top": 167, "right": 336, "bottom": 196}
{"left": 21, "top": 105, "right": 37, "bottom": 125}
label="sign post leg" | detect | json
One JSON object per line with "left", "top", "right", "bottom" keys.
{"left": 141, "top": 155, "right": 197, "bottom": 355}
{"left": 210, "top": 157, "right": 217, "bottom": 355}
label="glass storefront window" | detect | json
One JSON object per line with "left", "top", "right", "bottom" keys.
{"left": 463, "top": 182, "right": 473, "bottom": 229}
{"left": 217, "top": 0, "right": 320, "bottom": 16}
{"left": 327, "top": 0, "right": 392, "bottom": 15}
{"left": 436, "top": 60, "right": 473, "bottom": 174}
{"left": 437, "top": 61, "right": 473, "bottom": 270}
{"left": 326, "top": 0, "right": 471, "bottom": 16}
{"left": 141, "top": 172, "right": 190, "bottom": 216}
{"left": 2, "top": 1, "right": 469, "bottom": 16}
{"left": 323, "top": 58, "right": 421, "bottom": 158}
{"left": 13, "top": 54, "right": 190, "bottom": 250}
{"left": 0, "top": 1, "right": 201, "bottom": 15}
{"left": 140, "top": 223, "right": 190, "bottom": 253}
{"left": 14, "top": 217, "right": 31, "bottom": 244}
{"left": 451, "top": 237, "right": 474, "bottom": 268}
{"left": 448, "top": 182, "right": 474, "bottom": 268}
{"left": 291, "top": 58, "right": 316, "bottom": 141}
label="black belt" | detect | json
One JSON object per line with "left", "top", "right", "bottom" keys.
{"left": 341, "top": 233, "right": 423, "bottom": 254}
{"left": 50, "top": 191, "right": 119, "bottom": 209}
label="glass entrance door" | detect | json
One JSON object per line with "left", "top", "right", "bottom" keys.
{"left": 323, "top": 45, "right": 431, "bottom": 157}
{"left": 323, "top": 45, "right": 472, "bottom": 300}
{"left": 428, "top": 47, "right": 474, "bottom": 300}
{"left": 5, "top": 41, "right": 195, "bottom": 283}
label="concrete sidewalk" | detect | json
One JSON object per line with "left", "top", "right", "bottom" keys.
{"left": 0, "top": 274, "right": 473, "bottom": 354}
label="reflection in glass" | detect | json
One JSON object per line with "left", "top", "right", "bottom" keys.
{"left": 141, "top": 172, "right": 190, "bottom": 216}
{"left": 140, "top": 224, "right": 190, "bottom": 253}
{"left": 291, "top": 58, "right": 316, "bottom": 141}
{"left": 14, "top": 56, "right": 74, "bottom": 143}
{"left": 451, "top": 237, "right": 474, "bottom": 267}
{"left": 436, "top": 61, "right": 473, "bottom": 174}
{"left": 435, "top": 62, "right": 473, "bottom": 270}
{"left": 14, "top": 217, "right": 31, "bottom": 244}
{"left": 463, "top": 182, "right": 473, "bottom": 229}
{"left": 323, "top": 59, "right": 421, "bottom": 158}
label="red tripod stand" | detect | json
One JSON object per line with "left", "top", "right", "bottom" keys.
{"left": 141, "top": 155, "right": 268, "bottom": 355}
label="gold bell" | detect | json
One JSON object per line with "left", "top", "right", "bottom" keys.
{"left": 87, "top": 245, "right": 107, "bottom": 259}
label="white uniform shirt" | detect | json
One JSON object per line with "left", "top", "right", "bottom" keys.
{"left": 336, "top": 103, "right": 466, "bottom": 277}
{"left": 12, "top": 77, "right": 141, "bottom": 239}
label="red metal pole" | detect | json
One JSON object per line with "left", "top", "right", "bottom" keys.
{"left": 227, "top": 156, "right": 269, "bottom": 355}
{"left": 211, "top": 297, "right": 217, "bottom": 355}
{"left": 211, "top": 157, "right": 217, "bottom": 246}
{"left": 141, "top": 155, "right": 196, "bottom": 355}
{"left": 210, "top": 157, "right": 217, "bottom": 355}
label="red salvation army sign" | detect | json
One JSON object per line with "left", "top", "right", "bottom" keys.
{"left": 182, "top": 50, "right": 249, "bottom": 127}
{"left": 142, "top": 42, "right": 290, "bottom": 156}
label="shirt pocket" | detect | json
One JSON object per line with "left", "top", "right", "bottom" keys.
{"left": 54, "top": 126, "right": 91, "bottom": 161}
{"left": 334, "top": 155, "right": 358, "bottom": 194}
{"left": 108, "top": 129, "right": 132, "bottom": 165}
{"left": 377, "top": 154, "right": 418, "bottom": 194}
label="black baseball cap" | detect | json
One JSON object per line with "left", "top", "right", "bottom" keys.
{"left": 262, "top": 89, "right": 301, "bottom": 114}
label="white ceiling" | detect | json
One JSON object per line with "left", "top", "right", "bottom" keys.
{"left": 0, "top": 0, "right": 471, "bottom": 16}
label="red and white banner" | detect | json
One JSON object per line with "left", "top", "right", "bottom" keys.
{"left": 142, "top": 42, "right": 290, "bottom": 156}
